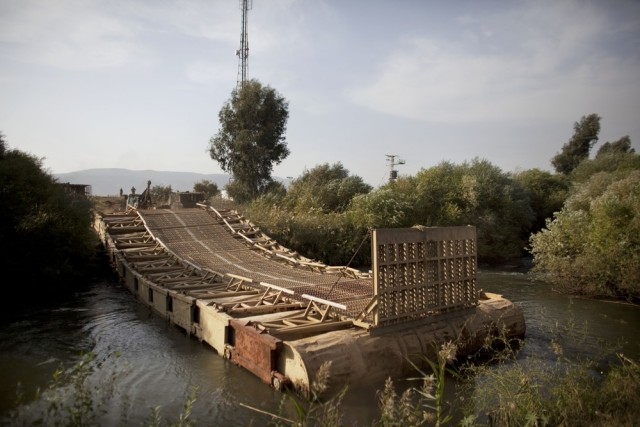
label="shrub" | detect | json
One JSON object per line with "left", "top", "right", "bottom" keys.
{"left": 530, "top": 170, "right": 640, "bottom": 299}
{"left": 0, "top": 145, "right": 97, "bottom": 301}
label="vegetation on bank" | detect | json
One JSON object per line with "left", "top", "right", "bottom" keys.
{"left": 0, "top": 133, "right": 98, "bottom": 305}
{"left": 206, "top": 80, "right": 639, "bottom": 300}
{"left": 220, "top": 112, "right": 638, "bottom": 300}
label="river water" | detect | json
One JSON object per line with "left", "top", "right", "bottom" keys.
{"left": 1, "top": 268, "right": 639, "bottom": 425}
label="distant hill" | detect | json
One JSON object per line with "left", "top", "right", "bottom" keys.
{"left": 54, "top": 168, "right": 231, "bottom": 196}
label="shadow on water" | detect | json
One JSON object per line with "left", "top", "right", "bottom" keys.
{"left": 1, "top": 268, "right": 639, "bottom": 425}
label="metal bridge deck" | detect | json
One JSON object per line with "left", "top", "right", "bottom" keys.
{"left": 138, "top": 209, "right": 373, "bottom": 318}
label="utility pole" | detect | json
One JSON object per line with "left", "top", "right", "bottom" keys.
{"left": 236, "top": 0, "right": 253, "bottom": 91}
{"left": 386, "top": 154, "right": 405, "bottom": 183}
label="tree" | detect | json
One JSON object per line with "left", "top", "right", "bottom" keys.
{"left": 552, "top": 114, "right": 601, "bottom": 175}
{"left": 571, "top": 137, "right": 640, "bottom": 184}
{"left": 530, "top": 170, "right": 640, "bottom": 300}
{"left": 193, "top": 179, "right": 220, "bottom": 200}
{"left": 150, "top": 184, "right": 172, "bottom": 205}
{"left": 0, "top": 138, "right": 97, "bottom": 303}
{"left": 285, "top": 163, "right": 372, "bottom": 213}
{"left": 208, "top": 80, "right": 290, "bottom": 203}
{"left": 412, "top": 159, "right": 533, "bottom": 261}
{"left": 512, "top": 168, "right": 569, "bottom": 234}
{"left": 347, "top": 188, "right": 414, "bottom": 228}
{"left": 596, "top": 135, "right": 635, "bottom": 158}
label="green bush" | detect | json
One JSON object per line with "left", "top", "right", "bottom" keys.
{"left": 284, "top": 162, "right": 372, "bottom": 214}
{"left": 0, "top": 142, "right": 97, "bottom": 301}
{"left": 247, "top": 203, "right": 370, "bottom": 266}
{"left": 412, "top": 159, "right": 533, "bottom": 262}
{"left": 347, "top": 188, "right": 415, "bottom": 229}
{"left": 530, "top": 170, "right": 640, "bottom": 299}
{"left": 512, "top": 168, "right": 569, "bottom": 235}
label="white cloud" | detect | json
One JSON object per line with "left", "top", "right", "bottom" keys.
{"left": 349, "top": 1, "right": 639, "bottom": 124}
{"left": 124, "top": 0, "right": 239, "bottom": 43}
{"left": 0, "top": 0, "right": 243, "bottom": 71}
{"left": 0, "top": 0, "right": 141, "bottom": 69}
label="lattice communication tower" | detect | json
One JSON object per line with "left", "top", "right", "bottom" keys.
{"left": 386, "top": 154, "right": 405, "bottom": 183}
{"left": 236, "top": 0, "right": 253, "bottom": 91}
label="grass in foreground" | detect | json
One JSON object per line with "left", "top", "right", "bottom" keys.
{"left": 4, "top": 335, "right": 639, "bottom": 426}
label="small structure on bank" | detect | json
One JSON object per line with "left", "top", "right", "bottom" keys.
{"left": 57, "top": 183, "right": 92, "bottom": 198}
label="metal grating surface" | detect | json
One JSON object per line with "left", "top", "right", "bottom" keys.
{"left": 372, "top": 226, "right": 478, "bottom": 327}
{"left": 138, "top": 209, "right": 373, "bottom": 317}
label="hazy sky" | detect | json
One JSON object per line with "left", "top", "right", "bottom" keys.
{"left": 2, "top": 0, "right": 639, "bottom": 186}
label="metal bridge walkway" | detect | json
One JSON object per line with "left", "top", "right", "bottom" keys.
{"left": 137, "top": 207, "right": 374, "bottom": 319}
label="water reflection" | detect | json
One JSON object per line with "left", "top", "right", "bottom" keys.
{"left": 480, "top": 270, "right": 640, "bottom": 362}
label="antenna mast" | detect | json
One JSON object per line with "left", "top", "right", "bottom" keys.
{"left": 236, "top": 0, "right": 253, "bottom": 91}
{"left": 386, "top": 154, "right": 405, "bottom": 183}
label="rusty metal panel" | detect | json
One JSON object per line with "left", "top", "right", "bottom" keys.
{"left": 229, "top": 319, "right": 281, "bottom": 384}
{"left": 372, "top": 226, "right": 478, "bottom": 327}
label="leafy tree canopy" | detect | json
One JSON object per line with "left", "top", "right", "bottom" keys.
{"left": 512, "top": 168, "right": 569, "bottom": 234}
{"left": 570, "top": 141, "right": 640, "bottom": 184}
{"left": 208, "top": 79, "right": 290, "bottom": 203}
{"left": 0, "top": 138, "right": 97, "bottom": 301}
{"left": 348, "top": 187, "right": 414, "bottom": 229}
{"left": 193, "top": 179, "right": 220, "bottom": 200}
{"left": 530, "top": 169, "right": 640, "bottom": 300}
{"left": 552, "top": 113, "right": 601, "bottom": 175}
{"left": 150, "top": 184, "right": 172, "bottom": 204}
{"left": 596, "top": 135, "right": 635, "bottom": 158}
{"left": 285, "top": 162, "right": 372, "bottom": 213}
{"left": 412, "top": 158, "right": 533, "bottom": 261}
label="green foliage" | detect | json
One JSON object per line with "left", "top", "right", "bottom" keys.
{"left": 151, "top": 184, "right": 172, "bottom": 205}
{"left": 246, "top": 163, "right": 373, "bottom": 266}
{"left": 249, "top": 159, "right": 534, "bottom": 264}
{"left": 0, "top": 143, "right": 97, "bottom": 298}
{"left": 596, "top": 135, "right": 634, "bottom": 157}
{"left": 530, "top": 170, "right": 640, "bottom": 299}
{"left": 512, "top": 168, "right": 569, "bottom": 234}
{"left": 285, "top": 163, "right": 372, "bottom": 213}
{"left": 462, "top": 336, "right": 640, "bottom": 427}
{"left": 193, "top": 179, "right": 220, "bottom": 200}
{"left": 209, "top": 79, "right": 290, "bottom": 203}
{"left": 570, "top": 149, "right": 640, "bottom": 184}
{"left": 411, "top": 159, "right": 533, "bottom": 261}
{"left": 246, "top": 203, "right": 370, "bottom": 266}
{"left": 377, "top": 342, "right": 458, "bottom": 427}
{"left": 552, "top": 113, "right": 601, "bottom": 175}
{"left": 348, "top": 187, "right": 415, "bottom": 229}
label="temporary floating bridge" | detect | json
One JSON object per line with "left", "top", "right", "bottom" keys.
{"left": 95, "top": 204, "right": 525, "bottom": 395}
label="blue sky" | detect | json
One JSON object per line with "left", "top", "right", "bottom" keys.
{"left": 1, "top": 0, "right": 639, "bottom": 186}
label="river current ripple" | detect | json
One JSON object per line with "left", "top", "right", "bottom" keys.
{"left": 1, "top": 270, "right": 638, "bottom": 425}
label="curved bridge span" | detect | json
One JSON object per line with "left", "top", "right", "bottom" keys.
{"left": 96, "top": 204, "right": 525, "bottom": 395}
{"left": 138, "top": 208, "right": 374, "bottom": 319}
